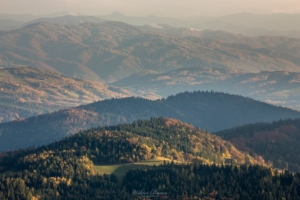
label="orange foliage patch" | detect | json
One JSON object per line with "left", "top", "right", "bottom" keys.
{"left": 165, "top": 118, "right": 194, "bottom": 129}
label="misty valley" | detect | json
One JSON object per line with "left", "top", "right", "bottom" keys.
{"left": 1, "top": 11, "right": 300, "bottom": 200}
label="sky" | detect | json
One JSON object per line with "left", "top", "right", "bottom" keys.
{"left": 1, "top": 0, "right": 300, "bottom": 17}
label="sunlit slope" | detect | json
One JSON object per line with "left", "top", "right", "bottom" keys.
{"left": 0, "top": 66, "right": 133, "bottom": 122}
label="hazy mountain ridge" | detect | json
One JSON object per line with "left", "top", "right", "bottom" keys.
{"left": 0, "top": 66, "right": 134, "bottom": 122}
{"left": 1, "top": 21, "right": 300, "bottom": 83}
{"left": 113, "top": 67, "right": 300, "bottom": 110}
{"left": 216, "top": 118, "right": 300, "bottom": 172}
{"left": 0, "top": 91, "right": 300, "bottom": 151}
{"left": 102, "top": 12, "right": 300, "bottom": 38}
{"left": 2, "top": 12, "right": 300, "bottom": 38}
{"left": 23, "top": 15, "right": 106, "bottom": 26}
{"left": 0, "top": 13, "right": 93, "bottom": 30}
{"left": 141, "top": 24, "right": 300, "bottom": 58}
{"left": 0, "top": 19, "right": 23, "bottom": 31}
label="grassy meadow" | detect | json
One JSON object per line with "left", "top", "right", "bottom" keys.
{"left": 94, "top": 156, "right": 184, "bottom": 181}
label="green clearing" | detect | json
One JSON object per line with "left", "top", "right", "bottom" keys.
{"left": 134, "top": 156, "right": 183, "bottom": 165}
{"left": 94, "top": 164, "right": 145, "bottom": 181}
{"left": 94, "top": 157, "right": 184, "bottom": 182}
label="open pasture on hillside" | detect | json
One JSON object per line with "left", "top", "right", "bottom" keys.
{"left": 94, "top": 156, "right": 184, "bottom": 181}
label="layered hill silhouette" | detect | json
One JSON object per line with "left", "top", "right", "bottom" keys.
{"left": 216, "top": 118, "right": 300, "bottom": 172}
{"left": 1, "top": 21, "right": 300, "bottom": 83}
{"left": 23, "top": 15, "right": 106, "bottom": 26}
{"left": 2, "top": 12, "right": 300, "bottom": 38}
{"left": 102, "top": 12, "right": 300, "bottom": 38}
{"left": 0, "top": 66, "right": 133, "bottom": 122}
{"left": 113, "top": 67, "right": 300, "bottom": 110}
{"left": 1, "top": 91, "right": 300, "bottom": 151}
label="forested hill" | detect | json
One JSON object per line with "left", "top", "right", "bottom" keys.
{"left": 0, "top": 117, "right": 262, "bottom": 170}
{"left": 1, "top": 91, "right": 300, "bottom": 151}
{"left": 216, "top": 118, "right": 300, "bottom": 172}
{"left": 1, "top": 117, "right": 299, "bottom": 200}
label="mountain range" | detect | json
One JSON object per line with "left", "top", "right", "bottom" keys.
{"left": 2, "top": 12, "right": 300, "bottom": 38}
{"left": 22, "top": 15, "right": 106, "bottom": 26}
{"left": 1, "top": 21, "right": 300, "bottom": 84}
{"left": 0, "top": 91, "right": 300, "bottom": 152}
{"left": 101, "top": 12, "right": 300, "bottom": 38}
{"left": 1, "top": 19, "right": 300, "bottom": 112}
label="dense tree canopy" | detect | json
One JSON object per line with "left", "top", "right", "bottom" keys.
{"left": 216, "top": 118, "right": 300, "bottom": 172}
{"left": 0, "top": 117, "right": 298, "bottom": 199}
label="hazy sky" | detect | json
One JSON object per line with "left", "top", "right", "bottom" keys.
{"left": 1, "top": 0, "right": 300, "bottom": 17}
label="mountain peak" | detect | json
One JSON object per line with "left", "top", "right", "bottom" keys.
{"left": 111, "top": 11, "right": 124, "bottom": 16}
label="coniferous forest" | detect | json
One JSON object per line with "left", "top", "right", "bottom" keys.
{"left": 0, "top": 117, "right": 300, "bottom": 199}
{"left": 216, "top": 118, "right": 300, "bottom": 172}
{"left": 1, "top": 162, "right": 300, "bottom": 199}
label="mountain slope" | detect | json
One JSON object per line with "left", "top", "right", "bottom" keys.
{"left": 1, "top": 91, "right": 300, "bottom": 151}
{"left": 1, "top": 21, "right": 300, "bottom": 82}
{"left": 216, "top": 118, "right": 300, "bottom": 172}
{"left": 0, "top": 66, "right": 133, "bottom": 122}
